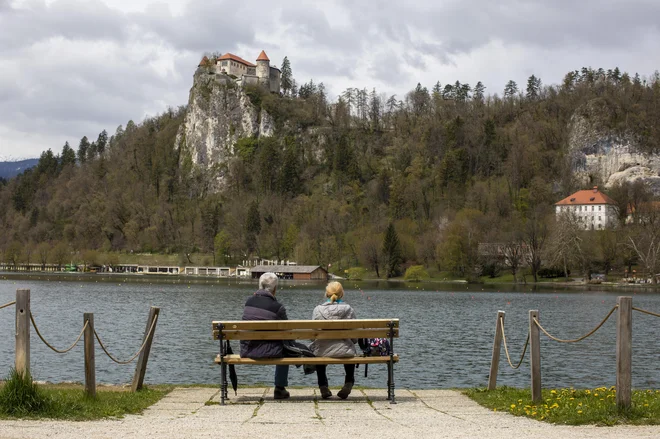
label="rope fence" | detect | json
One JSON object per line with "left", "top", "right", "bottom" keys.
{"left": 93, "top": 314, "right": 158, "bottom": 365}
{"left": 488, "top": 296, "right": 659, "bottom": 409}
{"left": 30, "top": 312, "right": 88, "bottom": 354}
{"left": 532, "top": 305, "right": 618, "bottom": 344}
{"left": 633, "top": 306, "right": 660, "bottom": 318}
{"left": 0, "top": 300, "right": 16, "bottom": 310}
{"left": 9, "top": 289, "right": 160, "bottom": 396}
{"left": 499, "top": 316, "right": 529, "bottom": 370}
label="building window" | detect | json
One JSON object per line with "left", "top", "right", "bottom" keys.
{"left": 222, "top": 61, "right": 228, "bottom": 66}
{"left": 592, "top": 206, "right": 594, "bottom": 211}
{"left": 598, "top": 224, "right": 602, "bottom": 229}
{"left": 599, "top": 216, "right": 601, "bottom": 220}
{"left": 599, "top": 206, "right": 601, "bottom": 211}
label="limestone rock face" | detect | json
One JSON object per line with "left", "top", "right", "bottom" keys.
{"left": 568, "top": 102, "right": 660, "bottom": 194}
{"left": 175, "top": 70, "right": 273, "bottom": 183}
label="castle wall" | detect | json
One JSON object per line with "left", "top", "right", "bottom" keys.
{"left": 241, "top": 75, "right": 260, "bottom": 87}
{"left": 269, "top": 67, "right": 281, "bottom": 94}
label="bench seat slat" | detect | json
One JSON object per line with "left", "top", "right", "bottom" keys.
{"left": 215, "top": 354, "right": 400, "bottom": 365}
{"left": 212, "top": 319, "right": 399, "bottom": 331}
{"left": 214, "top": 328, "right": 398, "bottom": 341}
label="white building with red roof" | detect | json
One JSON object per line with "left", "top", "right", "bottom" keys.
{"left": 554, "top": 186, "right": 618, "bottom": 230}
{"left": 203, "top": 50, "right": 281, "bottom": 93}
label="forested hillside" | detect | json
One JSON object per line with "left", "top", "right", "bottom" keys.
{"left": 1, "top": 66, "right": 659, "bottom": 280}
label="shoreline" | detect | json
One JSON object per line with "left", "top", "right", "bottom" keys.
{"left": 2, "top": 271, "right": 660, "bottom": 292}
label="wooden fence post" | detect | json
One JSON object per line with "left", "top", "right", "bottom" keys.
{"left": 616, "top": 296, "right": 632, "bottom": 409}
{"left": 84, "top": 313, "right": 96, "bottom": 398}
{"left": 131, "top": 306, "right": 160, "bottom": 392}
{"left": 529, "top": 310, "right": 542, "bottom": 403}
{"left": 15, "top": 289, "right": 30, "bottom": 376}
{"left": 488, "top": 311, "right": 505, "bottom": 390}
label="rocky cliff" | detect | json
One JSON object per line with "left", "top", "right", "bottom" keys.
{"left": 568, "top": 99, "right": 660, "bottom": 194}
{"left": 175, "top": 69, "right": 274, "bottom": 179}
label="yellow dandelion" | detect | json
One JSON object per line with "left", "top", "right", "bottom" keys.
{"left": 578, "top": 410, "right": 583, "bottom": 414}
{"left": 510, "top": 404, "right": 516, "bottom": 409}
{"left": 550, "top": 390, "right": 557, "bottom": 394}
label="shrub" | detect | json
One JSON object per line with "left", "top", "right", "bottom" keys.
{"left": 404, "top": 265, "right": 430, "bottom": 282}
{"left": 480, "top": 261, "right": 501, "bottom": 278}
{"left": 0, "top": 369, "right": 51, "bottom": 416}
{"left": 345, "top": 267, "right": 367, "bottom": 280}
{"left": 538, "top": 267, "right": 570, "bottom": 278}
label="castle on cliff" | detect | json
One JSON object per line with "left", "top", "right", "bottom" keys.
{"left": 198, "top": 50, "right": 281, "bottom": 93}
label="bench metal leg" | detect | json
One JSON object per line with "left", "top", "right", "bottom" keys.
{"left": 388, "top": 362, "right": 396, "bottom": 404}
{"left": 387, "top": 364, "right": 392, "bottom": 401}
{"left": 221, "top": 361, "right": 227, "bottom": 405}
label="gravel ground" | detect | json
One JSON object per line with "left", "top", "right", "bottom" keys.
{"left": 0, "top": 387, "right": 659, "bottom": 439}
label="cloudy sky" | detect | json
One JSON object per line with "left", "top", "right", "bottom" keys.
{"left": 1, "top": 0, "right": 659, "bottom": 160}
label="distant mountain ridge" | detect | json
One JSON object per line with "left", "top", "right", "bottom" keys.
{"left": 0, "top": 159, "right": 39, "bottom": 179}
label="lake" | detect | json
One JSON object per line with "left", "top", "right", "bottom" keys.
{"left": 0, "top": 275, "right": 659, "bottom": 390}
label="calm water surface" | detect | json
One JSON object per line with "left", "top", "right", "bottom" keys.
{"left": 0, "top": 276, "right": 658, "bottom": 389}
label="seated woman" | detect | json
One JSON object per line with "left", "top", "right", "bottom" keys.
{"left": 310, "top": 281, "right": 357, "bottom": 399}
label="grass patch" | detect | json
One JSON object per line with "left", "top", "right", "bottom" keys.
{"left": 0, "top": 371, "right": 172, "bottom": 421}
{"left": 465, "top": 386, "right": 660, "bottom": 426}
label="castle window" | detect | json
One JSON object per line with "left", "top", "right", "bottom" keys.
{"left": 592, "top": 206, "right": 594, "bottom": 211}
{"left": 222, "top": 61, "right": 228, "bottom": 66}
{"left": 599, "top": 206, "right": 601, "bottom": 211}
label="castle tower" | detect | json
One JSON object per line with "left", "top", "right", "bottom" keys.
{"left": 256, "top": 50, "right": 270, "bottom": 87}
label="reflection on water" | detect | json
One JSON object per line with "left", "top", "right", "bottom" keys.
{"left": 0, "top": 276, "right": 658, "bottom": 389}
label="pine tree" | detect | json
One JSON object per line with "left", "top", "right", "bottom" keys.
{"left": 280, "top": 56, "right": 293, "bottom": 95}
{"left": 382, "top": 223, "right": 403, "bottom": 278}
{"left": 60, "top": 141, "right": 76, "bottom": 168}
{"left": 526, "top": 75, "right": 541, "bottom": 100}
{"left": 473, "top": 81, "right": 486, "bottom": 103}
{"left": 77, "top": 136, "right": 90, "bottom": 163}
{"left": 504, "top": 80, "right": 518, "bottom": 99}
{"left": 96, "top": 130, "right": 108, "bottom": 155}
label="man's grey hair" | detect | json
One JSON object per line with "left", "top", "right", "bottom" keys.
{"left": 259, "top": 272, "right": 278, "bottom": 293}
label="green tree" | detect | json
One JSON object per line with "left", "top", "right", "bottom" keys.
{"left": 504, "top": 80, "right": 518, "bottom": 99}
{"left": 382, "top": 223, "right": 403, "bottom": 278}
{"left": 440, "top": 209, "right": 484, "bottom": 280}
{"left": 404, "top": 265, "right": 429, "bottom": 282}
{"left": 245, "top": 201, "right": 261, "bottom": 254}
{"left": 526, "top": 75, "right": 542, "bottom": 100}
{"left": 60, "top": 141, "right": 77, "bottom": 169}
{"left": 473, "top": 81, "right": 486, "bottom": 103}
{"left": 77, "top": 136, "right": 90, "bottom": 163}
{"left": 280, "top": 56, "right": 293, "bottom": 95}
{"left": 214, "top": 230, "right": 232, "bottom": 265}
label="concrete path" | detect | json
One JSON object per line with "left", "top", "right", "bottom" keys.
{"left": 0, "top": 387, "right": 659, "bottom": 438}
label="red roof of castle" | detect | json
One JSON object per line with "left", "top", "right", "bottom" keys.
{"left": 198, "top": 56, "right": 210, "bottom": 67}
{"left": 218, "top": 53, "right": 256, "bottom": 67}
{"left": 257, "top": 50, "right": 270, "bottom": 61}
{"left": 555, "top": 186, "right": 617, "bottom": 206}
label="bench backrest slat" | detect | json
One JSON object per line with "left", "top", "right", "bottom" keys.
{"left": 213, "top": 328, "right": 399, "bottom": 341}
{"left": 212, "top": 319, "right": 399, "bottom": 331}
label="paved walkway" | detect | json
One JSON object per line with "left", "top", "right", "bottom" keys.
{"left": 1, "top": 387, "right": 659, "bottom": 438}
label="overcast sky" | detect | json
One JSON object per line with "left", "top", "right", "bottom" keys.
{"left": 1, "top": 0, "right": 659, "bottom": 160}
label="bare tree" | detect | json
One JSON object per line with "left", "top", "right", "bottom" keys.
{"left": 523, "top": 206, "right": 550, "bottom": 282}
{"left": 627, "top": 210, "right": 660, "bottom": 283}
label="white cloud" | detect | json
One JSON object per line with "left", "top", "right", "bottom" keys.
{"left": 0, "top": 0, "right": 659, "bottom": 159}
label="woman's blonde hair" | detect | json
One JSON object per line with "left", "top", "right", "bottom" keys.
{"left": 325, "top": 281, "right": 344, "bottom": 303}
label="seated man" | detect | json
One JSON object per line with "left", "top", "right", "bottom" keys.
{"left": 241, "top": 272, "right": 290, "bottom": 400}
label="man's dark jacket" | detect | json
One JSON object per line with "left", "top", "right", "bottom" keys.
{"left": 240, "top": 289, "right": 288, "bottom": 358}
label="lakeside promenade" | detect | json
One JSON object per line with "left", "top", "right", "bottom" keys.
{"left": 0, "top": 387, "right": 658, "bottom": 439}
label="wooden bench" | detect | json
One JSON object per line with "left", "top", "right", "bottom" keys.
{"left": 212, "top": 319, "right": 400, "bottom": 404}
